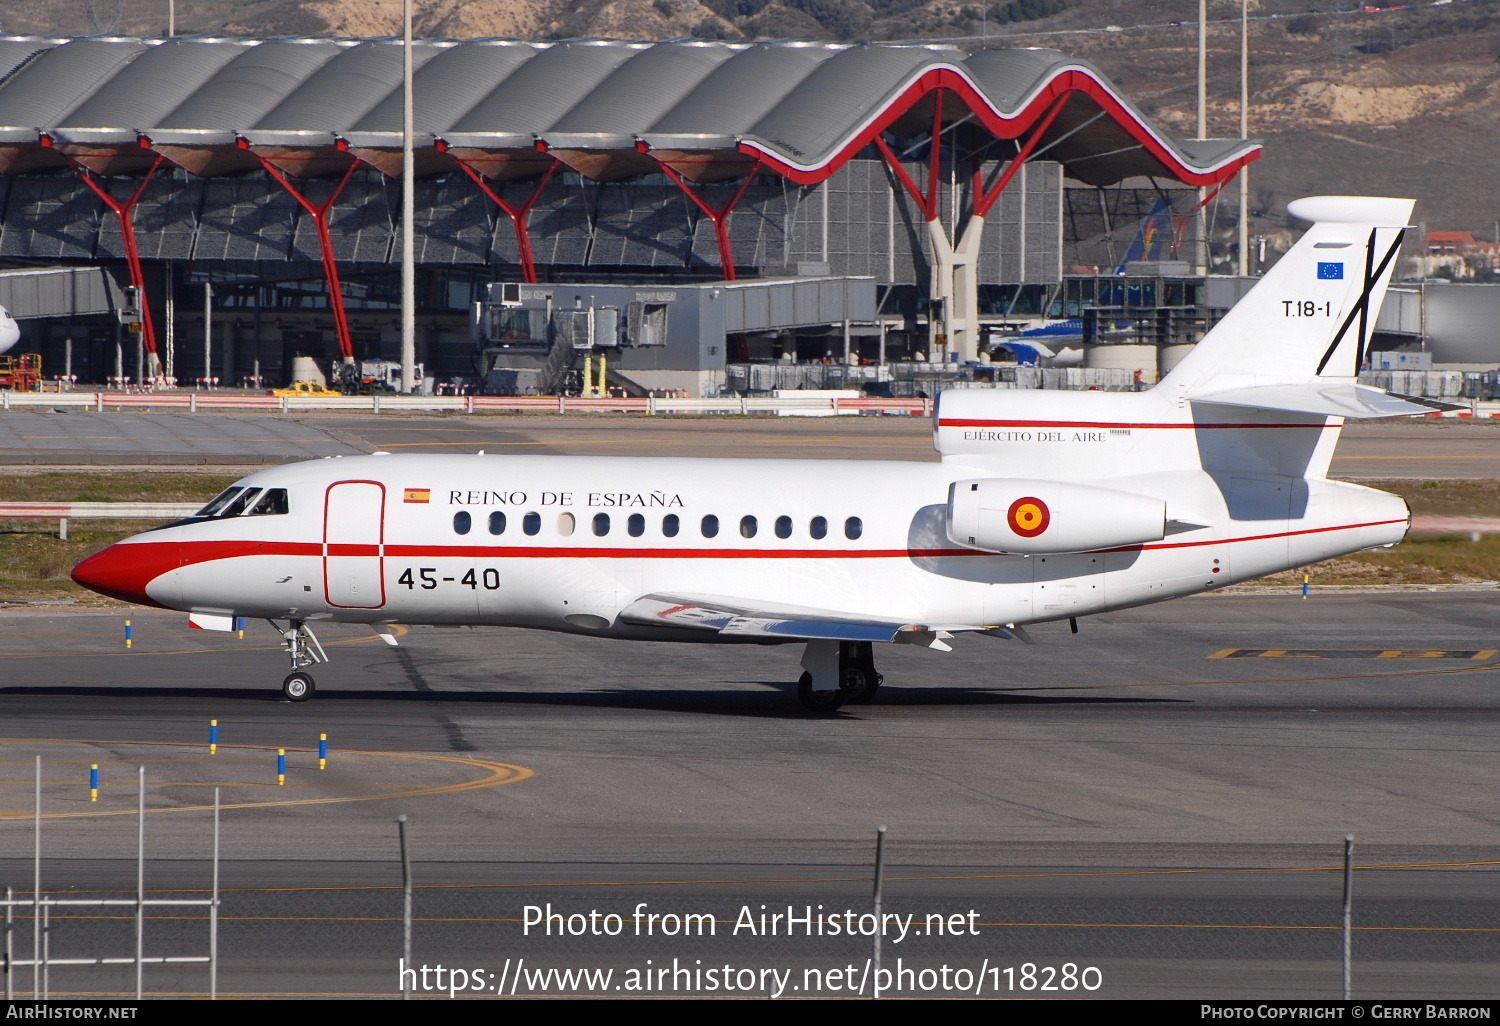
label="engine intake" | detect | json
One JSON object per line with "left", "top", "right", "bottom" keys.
{"left": 947, "top": 478, "right": 1167, "bottom": 554}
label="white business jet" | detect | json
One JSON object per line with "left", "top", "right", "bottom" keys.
{"left": 73, "top": 196, "right": 1444, "bottom": 711}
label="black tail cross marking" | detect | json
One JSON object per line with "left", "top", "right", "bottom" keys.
{"left": 1314, "top": 226, "right": 1407, "bottom": 376}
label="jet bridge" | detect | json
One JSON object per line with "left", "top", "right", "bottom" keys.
{"left": 0, "top": 266, "right": 124, "bottom": 319}
{"left": 475, "top": 275, "right": 877, "bottom": 397}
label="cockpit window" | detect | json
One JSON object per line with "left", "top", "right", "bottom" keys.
{"left": 160, "top": 484, "right": 287, "bottom": 533}
{"left": 220, "top": 488, "right": 262, "bottom": 518}
{"left": 195, "top": 487, "right": 244, "bottom": 518}
{"left": 246, "top": 488, "right": 289, "bottom": 516}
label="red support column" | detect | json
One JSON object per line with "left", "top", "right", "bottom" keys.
{"left": 1171, "top": 176, "right": 1234, "bottom": 259}
{"left": 440, "top": 142, "right": 557, "bottom": 285}
{"left": 875, "top": 89, "right": 1072, "bottom": 364}
{"left": 876, "top": 89, "right": 1073, "bottom": 221}
{"left": 926, "top": 88, "right": 944, "bottom": 217}
{"left": 52, "top": 147, "right": 166, "bottom": 373}
{"left": 971, "top": 91, "right": 1072, "bottom": 218}
{"left": 651, "top": 157, "right": 762, "bottom": 281}
{"left": 874, "top": 134, "right": 936, "bottom": 219}
{"left": 872, "top": 86, "right": 948, "bottom": 217}
{"left": 247, "top": 146, "right": 360, "bottom": 362}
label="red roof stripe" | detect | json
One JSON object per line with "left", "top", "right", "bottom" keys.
{"left": 740, "top": 64, "right": 1258, "bottom": 188}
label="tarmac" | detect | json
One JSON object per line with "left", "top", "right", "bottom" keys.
{"left": 0, "top": 408, "right": 1496, "bottom": 478}
{"left": 1, "top": 592, "right": 1497, "bottom": 998}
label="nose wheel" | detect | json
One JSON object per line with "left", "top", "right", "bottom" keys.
{"left": 270, "top": 618, "right": 328, "bottom": 702}
{"left": 282, "top": 672, "right": 316, "bottom": 702}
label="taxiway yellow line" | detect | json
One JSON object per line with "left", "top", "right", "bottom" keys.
{"left": 79, "top": 858, "right": 1493, "bottom": 898}
{"left": 977, "top": 657, "right": 1500, "bottom": 694}
{"left": 0, "top": 623, "right": 409, "bottom": 660}
{"left": 0, "top": 737, "right": 533, "bottom": 820}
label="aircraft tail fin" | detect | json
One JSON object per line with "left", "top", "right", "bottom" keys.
{"left": 1159, "top": 196, "right": 1414, "bottom": 397}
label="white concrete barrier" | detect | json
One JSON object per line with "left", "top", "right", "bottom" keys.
{"left": 0, "top": 390, "right": 941, "bottom": 417}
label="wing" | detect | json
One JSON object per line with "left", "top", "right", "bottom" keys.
{"left": 619, "top": 593, "right": 1026, "bottom": 651}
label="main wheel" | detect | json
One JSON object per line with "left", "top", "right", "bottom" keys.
{"left": 796, "top": 672, "right": 846, "bottom": 713}
{"left": 282, "top": 671, "right": 316, "bottom": 703}
{"left": 840, "top": 667, "right": 884, "bottom": 704}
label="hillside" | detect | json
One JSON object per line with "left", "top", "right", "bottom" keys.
{"left": 4, "top": 0, "right": 1499, "bottom": 234}
{"left": 1006, "top": 2, "right": 1500, "bottom": 236}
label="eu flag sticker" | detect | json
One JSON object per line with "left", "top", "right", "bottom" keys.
{"left": 1317, "top": 262, "right": 1344, "bottom": 280}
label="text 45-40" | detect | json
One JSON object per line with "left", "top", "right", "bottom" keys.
{"left": 397, "top": 567, "right": 501, "bottom": 590}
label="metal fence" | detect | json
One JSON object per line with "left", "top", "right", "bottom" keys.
{"left": 8, "top": 856, "right": 1498, "bottom": 999}
{"left": 6, "top": 777, "right": 1497, "bottom": 1000}
{"left": 3, "top": 760, "right": 219, "bottom": 1000}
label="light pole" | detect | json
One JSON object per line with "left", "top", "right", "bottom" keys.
{"left": 399, "top": 0, "right": 416, "bottom": 394}
{"left": 1239, "top": 0, "right": 1251, "bottom": 276}
{"left": 1196, "top": 0, "right": 1208, "bottom": 274}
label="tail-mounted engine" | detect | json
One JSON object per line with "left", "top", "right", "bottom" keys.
{"left": 947, "top": 478, "right": 1167, "bottom": 554}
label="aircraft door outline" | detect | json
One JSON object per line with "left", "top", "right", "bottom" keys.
{"left": 324, "top": 480, "right": 387, "bottom": 609}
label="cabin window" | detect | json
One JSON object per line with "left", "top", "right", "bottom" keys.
{"left": 488, "top": 511, "right": 506, "bottom": 535}
{"left": 453, "top": 511, "right": 472, "bottom": 535}
{"left": 628, "top": 513, "right": 645, "bottom": 537}
{"left": 557, "top": 512, "right": 575, "bottom": 536}
{"left": 247, "top": 488, "right": 289, "bottom": 516}
{"left": 593, "top": 513, "right": 610, "bottom": 536}
{"left": 775, "top": 515, "right": 792, "bottom": 539}
{"left": 740, "top": 515, "right": 758, "bottom": 539}
{"left": 845, "top": 516, "right": 863, "bottom": 540}
{"left": 810, "top": 516, "right": 827, "bottom": 540}
{"left": 663, "top": 514, "right": 680, "bottom": 538}
{"left": 195, "top": 487, "right": 243, "bottom": 518}
{"left": 523, "top": 512, "right": 541, "bottom": 536}
{"left": 701, "top": 514, "right": 719, "bottom": 538}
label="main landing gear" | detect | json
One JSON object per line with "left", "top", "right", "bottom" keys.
{"left": 796, "top": 640, "right": 884, "bottom": 714}
{"left": 270, "top": 618, "right": 328, "bottom": 702}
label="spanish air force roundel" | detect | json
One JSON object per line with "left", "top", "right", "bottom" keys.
{"left": 1007, "top": 496, "right": 1050, "bottom": 538}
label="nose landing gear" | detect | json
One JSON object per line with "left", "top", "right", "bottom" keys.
{"left": 270, "top": 618, "right": 328, "bottom": 702}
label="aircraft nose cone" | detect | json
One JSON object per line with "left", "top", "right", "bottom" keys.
{"left": 71, "top": 543, "right": 173, "bottom": 608}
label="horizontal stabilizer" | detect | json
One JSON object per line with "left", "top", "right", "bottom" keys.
{"left": 621, "top": 594, "right": 992, "bottom": 647}
{"left": 1191, "top": 382, "right": 1464, "bottom": 419}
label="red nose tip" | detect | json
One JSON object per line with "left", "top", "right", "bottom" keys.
{"left": 72, "top": 543, "right": 173, "bottom": 608}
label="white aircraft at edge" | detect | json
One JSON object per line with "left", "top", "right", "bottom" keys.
{"left": 73, "top": 196, "right": 1446, "bottom": 711}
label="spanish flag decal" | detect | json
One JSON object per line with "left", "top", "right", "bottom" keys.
{"left": 403, "top": 488, "right": 431, "bottom": 504}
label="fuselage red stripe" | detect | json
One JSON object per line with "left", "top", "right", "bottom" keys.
{"left": 326, "top": 544, "right": 382, "bottom": 557}
{"left": 128, "top": 518, "right": 1407, "bottom": 578}
{"left": 1126, "top": 517, "right": 1405, "bottom": 553}
{"left": 937, "top": 418, "right": 1335, "bottom": 430}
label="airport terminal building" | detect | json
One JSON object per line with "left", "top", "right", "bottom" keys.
{"left": 0, "top": 34, "right": 1260, "bottom": 393}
